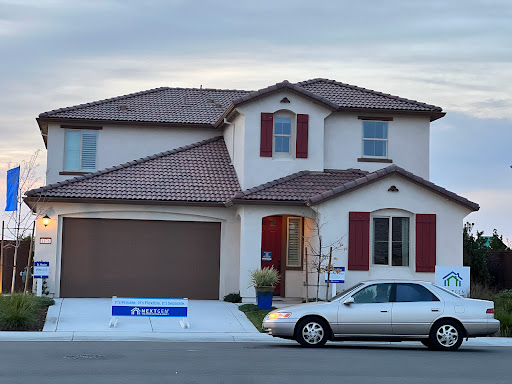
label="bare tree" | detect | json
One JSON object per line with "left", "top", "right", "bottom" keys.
{"left": 303, "top": 215, "right": 347, "bottom": 302}
{"left": 4, "top": 150, "right": 42, "bottom": 293}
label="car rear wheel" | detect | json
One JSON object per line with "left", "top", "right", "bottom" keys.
{"left": 429, "top": 320, "right": 463, "bottom": 351}
{"left": 296, "top": 317, "right": 329, "bottom": 347}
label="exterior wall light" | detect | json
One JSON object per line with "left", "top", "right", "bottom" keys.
{"left": 42, "top": 215, "right": 50, "bottom": 227}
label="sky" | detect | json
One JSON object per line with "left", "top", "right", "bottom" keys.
{"left": 0, "top": 0, "right": 511, "bottom": 241}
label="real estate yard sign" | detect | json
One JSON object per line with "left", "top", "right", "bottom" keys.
{"left": 111, "top": 297, "right": 188, "bottom": 317}
{"left": 435, "top": 266, "right": 470, "bottom": 298}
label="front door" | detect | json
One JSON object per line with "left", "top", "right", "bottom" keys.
{"left": 261, "top": 216, "right": 282, "bottom": 295}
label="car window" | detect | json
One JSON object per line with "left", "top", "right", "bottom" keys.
{"left": 330, "top": 283, "right": 364, "bottom": 301}
{"left": 352, "top": 284, "right": 392, "bottom": 303}
{"left": 395, "top": 283, "right": 439, "bottom": 302}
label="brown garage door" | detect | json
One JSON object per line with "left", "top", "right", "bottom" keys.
{"left": 60, "top": 218, "right": 220, "bottom": 299}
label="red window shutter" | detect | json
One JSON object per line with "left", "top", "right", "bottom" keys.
{"left": 260, "top": 113, "right": 273, "bottom": 157}
{"left": 348, "top": 212, "right": 370, "bottom": 271}
{"left": 296, "top": 114, "right": 309, "bottom": 158}
{"left": 416, "top": 214, "right": 436, "bottom": 272}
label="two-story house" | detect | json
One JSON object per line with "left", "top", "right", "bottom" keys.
{"left": 25, "top": 79, "right": 478, "bottom": 300}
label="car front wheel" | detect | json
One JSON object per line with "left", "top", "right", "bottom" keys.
{"left": 429, "top": 320, "right": 464, "bottom": 351}
{"left": 296, "top": 317, "right": 329, "bottom": 347}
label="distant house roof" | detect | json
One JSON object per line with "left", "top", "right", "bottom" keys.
{"left": 25, "top": 137, "right": 240, "bottom": 206}
{"left": 230, "top": 164, "right": 479, "bottom": 211}
{"left": 37, "top": 78, "right": 445, "bottom": 129}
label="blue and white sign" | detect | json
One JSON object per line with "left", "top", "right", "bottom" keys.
{"left": 262, "top": 251, "right": 272, "bottom": 261}
{"left": 33, "top": 261, "right": 49, "bottom": 279}
{"left": 325, "top": 267, "right": 345, "bottom": 283}
{"left": 111, "top": 297, "right": 188, "bottom": 317}
{"left": 435, "top": 266, "right": 470, "bottom": 298}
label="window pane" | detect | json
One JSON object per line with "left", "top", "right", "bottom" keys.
{"left": 64, "top": 131, "right": 81, "bottom": 170}
{"left": 353, "top": 284, "right": 392, "bottom": 303}
{"left": 363, "top": 121, "right": 376, "bottom": 138}
{"left": 363, "top": 140, "right": 374, "bottom": 156}
{"left": 374, "top": 242, "right": 388, "bottom": 265}
{"left": 275, "top": 136, "right": 290, "bottom": 153}
{"left": 392, "top": 217, "right": 409, "bottom": 266}
{"left": 374, "top": 140, "right": 386, "bottom": 157}
{"left": 275, "top": 117, "right": 291, "bottom": 135}
{"left": 374, "top": 218, "right": 389, "bottom": 241}
{"left": 374, "top": 122, "right": 388, "bottom": 139}
{"left": 395, "top": 284, "right": 439, "bottom": 302}
{"left": 287, "top": 218, "right": 301, "bottom": 266}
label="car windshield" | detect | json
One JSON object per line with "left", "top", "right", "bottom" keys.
{"left": 329, "top": 283, "right": 364, "bottom": 301}
{"left": 433, "top": 284, "right": 463, "bottom": 298}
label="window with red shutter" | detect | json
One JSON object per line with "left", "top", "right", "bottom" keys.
{"left": 296, "top": 114, "right": 309, "bottom": 158}
{"left": 416, "top": 214, "right": 436, "bottom": 272}
{"left": 260, "top": 113, "right": 273, "bottom": 157}
{"left": 348, "top": 212, "right": 370, "bottom": 271}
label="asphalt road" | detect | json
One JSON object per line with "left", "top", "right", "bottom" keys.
{"left": 0, "top": 341, "right": 510, "bottom": 384}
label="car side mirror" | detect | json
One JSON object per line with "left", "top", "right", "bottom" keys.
{"left": 344, "top": 297, "right": 354, "bottom": 305}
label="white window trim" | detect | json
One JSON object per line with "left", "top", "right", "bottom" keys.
{"left": 361, "top": 121, "right": 389, "bottom": 159}
{"left": 370, "top": 212, "right": 412, "bottom": 268}
{"left": 273, "top": 111, "right": 296, "bottom": 158}
{"left": 63, "top": 129, "right": 98, "bottom": 172}
{"left": 286, "top": 216, "right": 302, "bottom": 267}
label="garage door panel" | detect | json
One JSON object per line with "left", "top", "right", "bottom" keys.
{"left": 60, "top": 218, "right": 220, "bottom": 299}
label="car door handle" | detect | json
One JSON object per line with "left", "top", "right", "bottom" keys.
{"left": 380, "top": 310, "right": 388, "bottom": 313}
{"left": 431, "top": 308, "right": 440, "bottom": 312}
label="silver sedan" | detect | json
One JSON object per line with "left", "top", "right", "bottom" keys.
{"left": 263, "top": 280, "right": 500, "bottom": 351}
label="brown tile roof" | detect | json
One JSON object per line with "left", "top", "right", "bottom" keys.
{"left": 25, "top": 137, "right": 240, "bottom": 205}
{"left": 38, "top": 87, "right": 251, "bottom": 125}
{"left": 37, "top": 78, "right": 444, "bottom": 127}
{"left": 231, "top": 165, "right": 479, "bottom": 211}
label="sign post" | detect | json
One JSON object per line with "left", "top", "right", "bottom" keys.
{"left": 33, "top": 261, "right": 49, "bottom": 297}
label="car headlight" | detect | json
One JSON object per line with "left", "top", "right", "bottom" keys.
{"left": 267, "top": 312, "right": 292, "bottom": 320}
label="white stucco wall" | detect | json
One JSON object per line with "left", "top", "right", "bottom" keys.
{"left": 236, "top": 91, "right": 332, "bottom": 190}
{"left": 324, "top": 113, "right": 431, "bottom": 179}
{"left": 46, "top": 123, "right": 221, "bottom": 184}
{"left": 222, "top": 113, "right": 245, "bottom": 187}
{"left": 314, "top": 174, "right": 473, "bottom": 296}
{"left": 33, "top": 203, "right": 240, "bottom": 299}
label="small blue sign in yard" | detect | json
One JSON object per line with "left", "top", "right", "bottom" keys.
{"left": 324, "top": 267, "right": 345, "bottom": 283}
{"left": 111, "top": 297, "right": 188, "bottom": 317}
{"left": 33, "top": 261, "right": 49, "bottom": 279}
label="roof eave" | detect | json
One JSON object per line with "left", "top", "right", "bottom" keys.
{"left": 229, "top": 199, "right": 307, "bottom": 206}
{"left": 36, "top": 117, "right": 216, "bottom": 130}
{"left": 334, "top": 107, "right": 445, "bottom": 121}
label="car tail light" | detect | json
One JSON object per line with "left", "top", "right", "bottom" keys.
{"left": 486, "top": 308, "right": 494, "bottom": 314}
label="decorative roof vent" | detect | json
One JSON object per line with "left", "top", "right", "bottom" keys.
{"left": 388, "top": 185, "right": 399, "bottom": 192}
{"left": 280, "top": 97, "right": 290, "bottom": 103}
{"left": 119, "top": 104, "right": 128, "bottom": 111}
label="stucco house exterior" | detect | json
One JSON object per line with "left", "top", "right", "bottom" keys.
{"left": 25, "top": 79, "right": 479, "bottom": 301}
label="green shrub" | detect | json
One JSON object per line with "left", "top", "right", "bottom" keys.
{"left": 470, "top": 282, "right": 497, "bottom": 301}
{"left": 0, "top": 294, "right": 39, "bottom": 330}
{"left": 494, "top": 290, "right": 512, "bottom": 337}
{"left": 35, "top": 296, "right": 55, "bottom": 308}
{"left": 223, "top": 292, "right": 242, "bottom": 303}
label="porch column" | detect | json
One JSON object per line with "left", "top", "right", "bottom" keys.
{"left": 238, "top": 208, "right": 263, "bottom": 302}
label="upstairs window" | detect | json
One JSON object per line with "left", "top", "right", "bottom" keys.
{"left": 274, "top": 117, "right": 292, "bottom": 154}
{"left": 64, "top": 130, "right": 98, "bottom": 172}
{"left": 363, "top": 121, "right": 388, "bottom": 157}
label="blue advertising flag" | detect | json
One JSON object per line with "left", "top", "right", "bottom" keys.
{"left": 6, "top": 166, "right": 20, "bottom": 211}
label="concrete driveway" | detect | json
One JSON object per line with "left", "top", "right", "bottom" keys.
{"left": 35, "top": 298, "right": 270, "bottom": 341}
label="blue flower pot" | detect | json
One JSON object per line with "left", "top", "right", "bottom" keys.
{"left": 256, "top": 291, "right": 273, "bottom": 310}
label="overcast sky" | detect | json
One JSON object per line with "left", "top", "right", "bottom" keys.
{"left": 0, "top": 0, "right": 511, "bottom": 241}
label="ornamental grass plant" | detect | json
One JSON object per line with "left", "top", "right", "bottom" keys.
{"left": 0, "top": 293, "right": 55, "bottom": 331}
{"left": 249, "top": 267, "right": 280, "bottom": 289}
